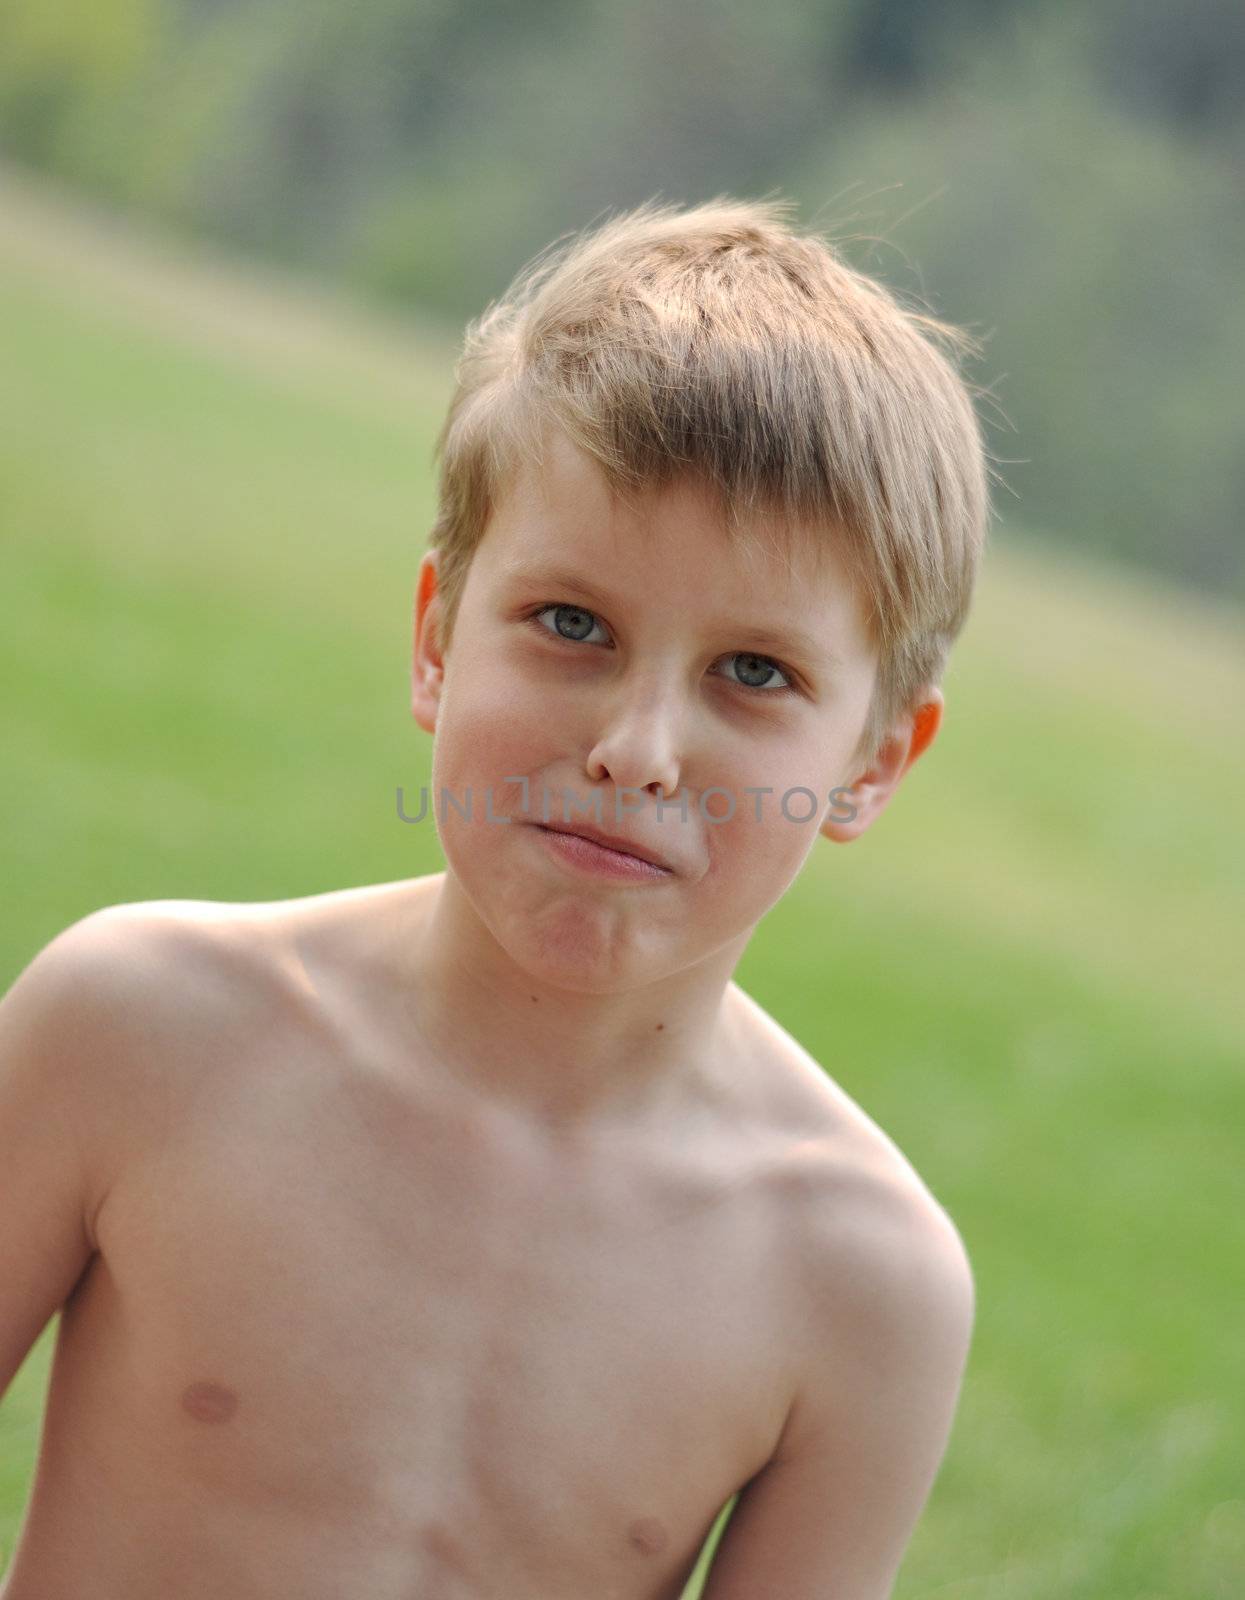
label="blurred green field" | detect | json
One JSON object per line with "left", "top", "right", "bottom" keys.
{"left": 1, "top": 174, "right": 1243, "bottom": 1599}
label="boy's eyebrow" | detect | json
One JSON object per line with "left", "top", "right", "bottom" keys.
{"left": 501, "top": 562, "right": 845, "bottom": 667}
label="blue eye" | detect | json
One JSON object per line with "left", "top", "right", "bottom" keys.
{"left": 717, "top": 653, "right": 791, "bottom": 693}
{"left": 528, "top": 604, "right": 794, "bottom": 695}
{"left": 532, "top": 604, "right": 608, "bottom": 645}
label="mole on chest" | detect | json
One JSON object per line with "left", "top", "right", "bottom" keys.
{"left": 626, "top": 1516, "right": 669, "bottom": 1557}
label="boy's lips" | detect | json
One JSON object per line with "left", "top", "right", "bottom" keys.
{"left": 534, "top": 820, "right": 674, "bottom": 873}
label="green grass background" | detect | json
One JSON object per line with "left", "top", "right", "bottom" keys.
{"left": 2, "top": 173, "right": 1243, "bottom": 1598}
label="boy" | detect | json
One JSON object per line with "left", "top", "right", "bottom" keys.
{"left": 0, "top": 197, "right": 989, "bottom": 1598}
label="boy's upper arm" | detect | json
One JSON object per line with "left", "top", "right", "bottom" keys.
{"left": 0, "top": 907, "right": 173, "bottom": 1398}
{"left": 702, "top": 1180, "right": 975, "bottom": 1600}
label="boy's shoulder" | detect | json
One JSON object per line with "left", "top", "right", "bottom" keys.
{"left": 729, "top": 980, "right": 955, "bottom": 1216}
{"left": 688, "top": 990, "right": 975, "bottom": 1594}
{"left": 726, "top": 979, "right": 972, "bottom": 1340}
{"left": 29, "top": 878, "right": 416, "bottom": 1008}
{"left": 16, "top": 880, "right": 436, "bottom": 1097}
{"left": 26, "top": 895, "right": 301, "bottom": 1032}
{"left": 9, "top": 893, "right": 338, "bottom": 1121}
{"left": 2, "top": 895, "right": 313, "bottom": 1252}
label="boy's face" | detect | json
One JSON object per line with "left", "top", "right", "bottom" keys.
{"left": 411, "top": 429, "right": 940, "bottom": 994}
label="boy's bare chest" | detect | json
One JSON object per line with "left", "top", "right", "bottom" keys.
{"left": 56, "top": 1032, "right": 793, "bottom": 1595}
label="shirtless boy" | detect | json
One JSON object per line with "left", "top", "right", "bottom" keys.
{"left": 0, "top": 197, "right": 991, "bottom": 1599}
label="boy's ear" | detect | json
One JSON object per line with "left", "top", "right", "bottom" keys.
{"left": 821, "top": 688, "right": 944, "bottom": 845}
{"left": 410, "top": 549, "right": 446, "bottom": 735}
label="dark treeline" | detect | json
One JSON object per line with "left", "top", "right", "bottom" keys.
{"left": 2, "top": 0, "right": 1242, "bottom": 597}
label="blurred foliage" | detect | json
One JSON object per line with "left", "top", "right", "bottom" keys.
{"left": 0, "top": 0, "right": 1242, "bottom": 597}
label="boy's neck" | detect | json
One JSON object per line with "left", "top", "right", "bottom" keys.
{"left": 401, "top": 870, "right": 751, "bottom": 1134}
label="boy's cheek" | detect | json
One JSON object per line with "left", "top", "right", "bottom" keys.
{"left": 432, "top": 681, "right": 550, "bottom": 790}
{"left": 432, "top": 748, "right": 546, "bottom": 830}
{"left": 708, "top": 801, "right": 824, "bottom": 880}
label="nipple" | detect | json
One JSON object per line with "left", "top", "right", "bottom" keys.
{"left": 180, "top": 1379, "right": 240, "bottom": 1423}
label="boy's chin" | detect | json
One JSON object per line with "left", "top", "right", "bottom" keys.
{"left": 447, "top": 864, "right": 678, "bottom": 994}
{"left": 498, "top": 902, "right": 676, "bottom": 996}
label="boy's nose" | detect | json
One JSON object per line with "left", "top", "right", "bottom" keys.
{"left": 583, "top": 686, "right": 684, "bottom": 804}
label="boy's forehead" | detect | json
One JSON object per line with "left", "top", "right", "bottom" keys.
{"left": 490, "top": 430, "right": 857, "bottom": 613}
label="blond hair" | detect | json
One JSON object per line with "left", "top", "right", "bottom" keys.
{"left": 428, "top": 195, "right": 994, "bottom": 768}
